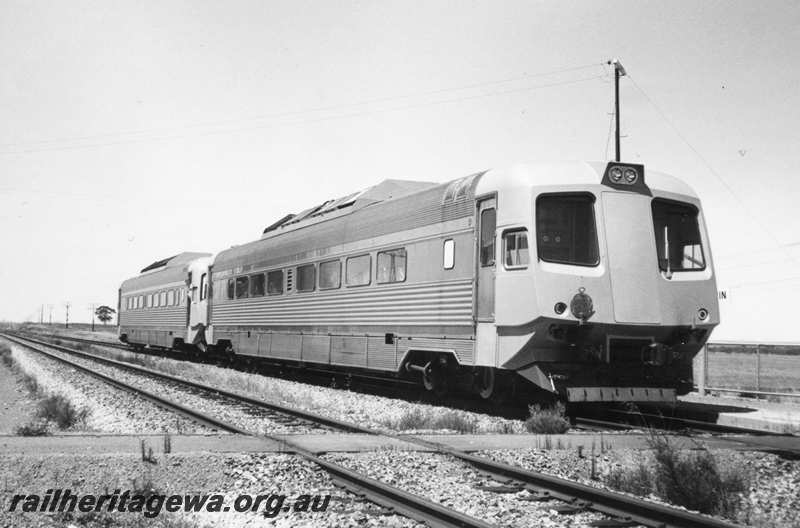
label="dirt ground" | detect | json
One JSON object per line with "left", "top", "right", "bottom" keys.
{"left": 0, "top": 360, "right": 37, "bottom": 434}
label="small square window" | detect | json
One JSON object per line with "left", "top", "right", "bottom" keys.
{"left": 250, "top": 274, "right": 265, "bottom": 297}
{"left": 297, "top": 264, "right": 316, "bottom": 292}
{"left": 267, "top": 270, "right": 284, "bottom": 295}
{"left": 377, "top": 248, "right": 407, "bottom": 284}
{"left": 503, "top": 229, "right": 530, "bottom": 269}
{"left": 235, "top": 276, "right": 249, "bottom": 299}
{"left": 346, "top": 254, "right": 371, "bottom": 286}
{"left": 319, "top": 260, "right": 341, "bottom": 289}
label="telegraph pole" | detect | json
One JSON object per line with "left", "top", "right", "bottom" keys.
{"left": 88, "top": 303, "right": 98, "bottom": 332}
{"left": 64, "top": 302, "right": 71, "bottom": 329}
{"left": 608, "top": 59, "right": 626, "bottom": 161}
{"left": 48, "top": 305, "right": 53, "bottom": 325}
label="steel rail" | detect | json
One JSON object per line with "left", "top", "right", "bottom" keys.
{"left": 13, "top": 331, "right": 747, "bottom": 528}
{"left": 593, "top": 408, "right": 794, "bottom": 437}
{"left": 10, "top": 332, "right": 373, "bottom": 434}
{"left": 1, "top": 334, "right": 248, "bottom": 434}
{"left": 1, "top": 332, "right": 492, "bottom": 528}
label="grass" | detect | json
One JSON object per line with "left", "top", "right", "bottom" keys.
{"left": 702, "top": 348, "right": 800, "bottom": 393}
{"left": 524, "top": 402, "right": 571, "bottom": 434}
{"left": 0, "top": 343, "right": 12, "bottom": 367}
{"left": 604, "top": 432, "right": 748, "bottom": 518}
{"left": 37, "top": 394, "right": 89, "bottom": 429}
{"left": 392, "top": 407, "right": 478, "bottom": 433}
{"left": 15, "top": 421, "right": 50, "bottom": 436}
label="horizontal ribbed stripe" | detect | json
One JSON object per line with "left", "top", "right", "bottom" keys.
{"left": 211, "top": 279, "right": 474, "bottom": 326}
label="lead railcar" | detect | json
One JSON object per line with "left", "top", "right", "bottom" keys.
{"left": 154, "top": 160, "right": 717, "bottom": 402}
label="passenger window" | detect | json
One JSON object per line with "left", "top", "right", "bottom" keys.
{"left": 443, "top": 239, "right": 455, "bottom": 270}
{"left": 267, "top": 270, "right": 284, "bottom": 295}
{"left": 296, "top": 264, "right": 316, "bottom": 292}
{"left": 139, "top": 296, "right": 144, "bottom": 308}
{"left": 167, "top": 290, "right": 175, "bottom": 306}
{"left": 160, "top": 291, "right": 167, "bottom": 306}
{"left": 377, "top": 248, "right": 407, "bottom": 283}
{"left": 480, "top": 208, "right": 496, "bottom": 267}
{"left": 346, "top": 254, "right": 371, "bottom": 286}
{"left": 200, "top": 274, "right": 208, "bottom": 301}
{"left": 235, "top": 276, "right": 249, "bottom": 298}
{"left": 147, "top": 294, "right": 152, "bottom": 308}
{"left": 226, "top": 278, "right": 235, "bottom": 300}
{"left": 319, "top": 260, "right": 341, "bottom": 289}
{"left": 152, "top": 293, "right": 158, "bottom": 308}
{"left": 250, "top": 273, "right": 265, "bottom": 297}
{"left": 503, "top": 229, "right": 530, "bottom": 269}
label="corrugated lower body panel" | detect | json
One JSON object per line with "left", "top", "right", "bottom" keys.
{"left": 302, "top": 335, "right": 330, "bottom": 364}
{"left": 270, "top": 333, "right": 301, "bottom": 360}
{"left": 367, "top": 337, "right": 398, "bottom": 370}
{"left": 403, "top": 336, "right": 475, "bottom": 364}
{"left": 331, "top": 336, "right": 366, "bottom": 367}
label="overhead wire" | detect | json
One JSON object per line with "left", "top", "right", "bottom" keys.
{"left": 0, "top": 72, "right": 606, "bottom": 156}
{"left": 0, "top": 62, "right": 605, "bottom": 153}
{"left": 627, "top": 74, "right": 799, "bottom": 271}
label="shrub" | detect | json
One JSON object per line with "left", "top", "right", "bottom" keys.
{"left": 524, "top": 403, "right": 570, "bottom": 434}
{"left": 15, "top": 421, "right": 50, "bottom": 436}
{"left": 0, "top": 344, "right": 12, "bottom": 367}
{"left": 37, "top": 394, "right": 89, "bottom": 429}
{"left": 604, "top": 433, "right": 748, "bottom": 518}
{"left": 649, "top": 434, "right": 746, "bottom": 516}
{"left": 21, "top": 373, "right": 39, "bottom": 395}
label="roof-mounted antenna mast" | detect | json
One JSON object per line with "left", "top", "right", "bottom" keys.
{"left": 608, "top": 59, "right": 626, "bottom": 161}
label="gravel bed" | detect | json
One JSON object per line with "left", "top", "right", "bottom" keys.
{"left": 480, "top": 447, "right": 800, "bottom": 528}
{"left": 1, "top": 452, "right": 424, "bottom": 528}
{"left": 324, "top": 450, "right": 607, "bottom": 527}
{"left": 36, "top": 344, "right": 335, "bottom": 436}
{"left": 2, "top": 339, "right": 210, "bottom": 435}
{"left": 77, "top": 342, "right": 531, "bottom": 434}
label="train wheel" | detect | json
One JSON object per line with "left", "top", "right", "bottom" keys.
{"left": 422, "top": 363, "right": 448, "bottom": 396}
{"left": 476, "top": 367, "right": 496, "bottom": 399}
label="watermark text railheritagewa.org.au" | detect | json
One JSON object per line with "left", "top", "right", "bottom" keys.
{"left": 7, "top": 489, "right": 331, "bottom": 518}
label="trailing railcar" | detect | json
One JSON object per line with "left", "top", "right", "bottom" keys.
{"left": 198, "top": 161, "right": 718, "bottom": 402}
{"left": 118, "top": 252, "right": 212, "bottom": 350}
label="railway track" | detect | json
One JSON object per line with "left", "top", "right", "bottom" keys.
{"left": 2, "top": 332, "right": 492, "bottom": 528}
{"left": 3, "top": 331, "right": 745, "bottom": 528}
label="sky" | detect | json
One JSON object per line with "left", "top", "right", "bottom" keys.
{"left": 1, "top": 0, "right": 799, "bottom": 341}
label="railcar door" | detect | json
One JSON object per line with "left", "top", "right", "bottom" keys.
{"left": 187, "top": 267, "right": 210, "bottom": 347}
{"left": 476, "top": 197, "right": 497, "bottom": 321}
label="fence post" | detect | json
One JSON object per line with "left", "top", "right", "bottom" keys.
{"left": 756, "top": 344, "right": 761, "bottom": 392}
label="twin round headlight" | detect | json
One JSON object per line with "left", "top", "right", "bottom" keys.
{"left": 609, "top": 167, "right": 638, "bottom": 184}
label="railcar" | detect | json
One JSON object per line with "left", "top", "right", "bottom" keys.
{"left": 118, "top": 252, "right": 212, "bottom": 349}
{"left": 118, "top": 160, "right": 719, "bottom": 403}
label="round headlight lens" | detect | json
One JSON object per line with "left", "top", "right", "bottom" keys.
{"left": 698, "top": 308, "right": 709, "bottom": 321}
{"left": 610, "top": 167, "right": 623, "bottom": 183}
{"left": 554, "top": 302, "right": 567, "bottom": 315}
{"left": 624, "top": 168, "right": 638, "bottom": 183}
